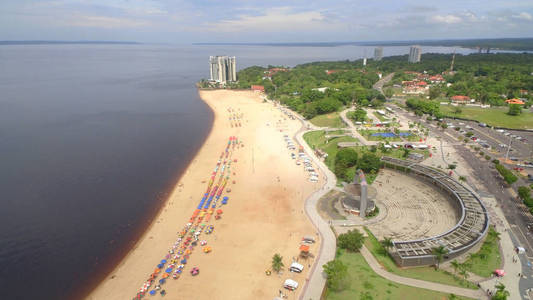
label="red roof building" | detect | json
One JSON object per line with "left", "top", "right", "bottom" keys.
{"left": 429, "top": 75, "right": 445, "bottom": 83}
{"left": 451, "top": 95, "right": 470, "bottom": 104}
{"left": 505, "top": 98, "right": 525, "bottom": 105}
{"left": 251, "top": 85, "right": 265, "bottom": 92}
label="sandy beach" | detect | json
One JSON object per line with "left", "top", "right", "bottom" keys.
{"left": 87, "top": 90, "right": 320, "bottom": 300}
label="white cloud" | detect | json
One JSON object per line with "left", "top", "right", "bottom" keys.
{"left": 512, "top": 12, "right": 532, "bottom": 20}
{"left": 203, "top": 7, "right": 343, "bottom": 33}
{"left": 429, "top": 14, "right": 462, "bottom": 24}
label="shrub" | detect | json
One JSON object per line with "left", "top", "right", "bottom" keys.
{"left": 485, "top": 155, "right": 491, "bottom": 160}
{"left": 492, "top": 159, "right": 500, "bottom": 164}
{"left": 495, "top": 164, "right": 518, "bottom": 184}
{"left": 463, "top": 138, "right": 469, "bottom": 143}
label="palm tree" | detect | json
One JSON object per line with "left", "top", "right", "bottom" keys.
{"left": 495, "top": 283, "right": 506, "bottom": 292}
{"left": 381, "top": 237, "right": 393, "bottom": 252}
{"left": 493, "top": 283, "right": 510, "bottom": 300}
{"left": 450, "top": 259, "right": 460, "bottom": 275}
{"left": 272, "top": 253, "right": 284, "bottom": 273}
{"left": 432, "top": 246, "right": 449, "bottom": 269}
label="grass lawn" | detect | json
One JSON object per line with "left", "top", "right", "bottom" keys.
{"left": 326, "top": 249, "right": 474, "bottom": 300}
{"left": 440, "top": 105, "right": 533, "bottom": 129}
{"left": 363, "top": 228, "right": 479, "bottom": 290}
{"left": 309, "top": 112, "right": 347, "bottom": 128}
{"left": 373, "top": 111, "right": 388, "bottom": 122}
{"left": 462, "top": 226, "right": 502, "bottom": 277}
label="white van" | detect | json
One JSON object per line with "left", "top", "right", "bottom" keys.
{"left": 283, "top": 279, "right": 299, "bottom": 290}
{"left": 289, "top": 262, "right": 304, "bottom": 273}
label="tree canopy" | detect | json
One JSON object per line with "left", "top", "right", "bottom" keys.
{"left": 337, "top": 229, "right": 364, "bottom": 252}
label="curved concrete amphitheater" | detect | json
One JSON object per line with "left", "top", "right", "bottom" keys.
{"left": 369, "top": 169, "right": 458, "bottom": 241}
{"left": 381, "top": 156, "right": 490, "bottom": 267}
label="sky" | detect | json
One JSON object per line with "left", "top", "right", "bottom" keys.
{"left": 1, "top": 0, "right": 532, "bottom": 43}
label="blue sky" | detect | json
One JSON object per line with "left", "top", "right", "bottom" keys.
{"left": 1, "top": 0, "right": 532, "bottom": 43}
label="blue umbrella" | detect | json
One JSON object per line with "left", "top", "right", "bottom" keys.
{"left": 149, "top": 290, "right": 156, "bottom": 296}
{"left": 181, "top": 259, "right": 187, "bottom": 264}
{"left": 160, "top": 259, "right": 167, "bottom": 264}
{"left": 223, "top": 196, "right": 229, "bottom": 200}
{"left": 165, "top": 268, "right": 173, "bottom": 273}
{"left": 157, "top": 263, "right": 164, "bottom": 269}
{"left": 159, "top": 278, "right": 166, "bottom": 284}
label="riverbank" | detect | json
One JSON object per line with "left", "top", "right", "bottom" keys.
{"left": 87, "top": 90, "right": 320, "bottom": 300}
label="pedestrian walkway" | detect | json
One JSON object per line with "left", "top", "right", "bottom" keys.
{"left": 360, "top": 246, "right": 488, "bottom": 299}
{"left": 294, "top": 125, "right": 337, "bottom": 300}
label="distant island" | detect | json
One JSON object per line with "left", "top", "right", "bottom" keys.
{"left": 0, "top": 40, "right": 141, "bottom": 45}
{"left": 194, "top": 37, "right": 533, "bottom": 51}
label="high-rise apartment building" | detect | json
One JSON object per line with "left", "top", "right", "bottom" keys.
{"left": 209, "top": 56, "right": 236, "bottom": 83}
{"left": 374, "top": 47, "right": 383, "bottom": 61}
{"left": 408, "top": 46, "right": 421, "bottom": 63}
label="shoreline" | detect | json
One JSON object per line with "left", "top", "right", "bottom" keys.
{"left": 87, "top": 89, "right": 320, "bottom": 300}
{"left": 78, "top": 90, "right": 215, "bottom": 300}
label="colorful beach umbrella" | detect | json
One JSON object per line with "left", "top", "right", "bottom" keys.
{"left": 149, "top": 290, "right": 156, "bottom": 296}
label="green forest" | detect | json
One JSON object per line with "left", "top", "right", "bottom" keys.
{"left": 234, "top": 53, "right": 533, "bottom": 119}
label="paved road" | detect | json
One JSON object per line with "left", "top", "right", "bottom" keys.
{"left": 373, "top": 72, "right": 395, "bottom": 93}
{"left": 360, "top": 246, "right": 488, "bottom": 299}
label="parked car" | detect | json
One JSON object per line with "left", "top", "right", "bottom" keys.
{"left": 283, "top": 279, "right": 299, "bottom": 291}
{"left": 289, "top": 262, "right": 304, "bottom": 273}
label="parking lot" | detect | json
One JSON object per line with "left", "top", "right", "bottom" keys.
{"left": 442, "top": 118, "right": 533, "bottom": 171}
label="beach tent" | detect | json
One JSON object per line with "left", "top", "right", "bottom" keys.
{"left": 517, "top": 247, "right": 526, "bottom": 254}
{"left": 159, "top": 278, "right": 166, "bottom": 284}
{"left": 299, "top": 245, "right": 310, "bottom": 252}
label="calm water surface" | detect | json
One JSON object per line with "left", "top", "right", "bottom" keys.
{"left": 0, "top": 44, "right": 475, "bottom": 300}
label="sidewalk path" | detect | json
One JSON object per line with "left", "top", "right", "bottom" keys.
{"left": 360, "top": 246, "right": 488, "bottom": 300}
{"left": 294, "top": 124, "right": 337, "bottom": 300}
